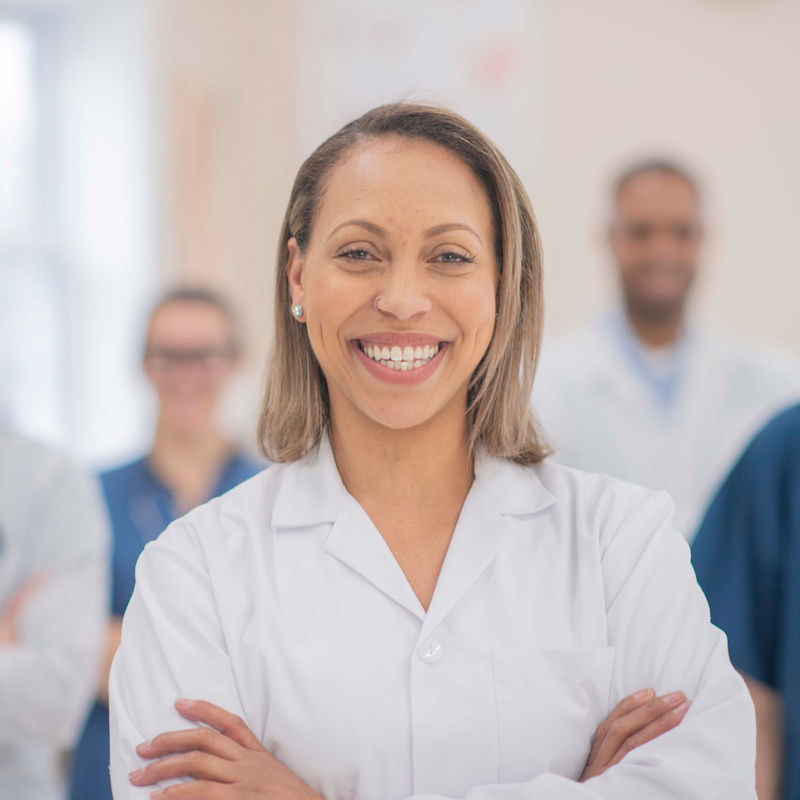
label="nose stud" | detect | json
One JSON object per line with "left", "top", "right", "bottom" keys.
{"left": 292, "top": 304, "right": 304, "bottom": 319}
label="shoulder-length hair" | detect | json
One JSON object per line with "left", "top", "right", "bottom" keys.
{"left": 259, "top": 102, "right": 550, "bottom": 465}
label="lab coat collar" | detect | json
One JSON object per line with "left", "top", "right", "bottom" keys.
{"left": 273, "top": 431, "right": 558, "bottom": 627}
{"left": 418, "top": 454, "right": 556, "bottom": 636}
{"left": 271, "top": 433, "right": 345, "bottom": 528}
{"left": 271, "top": 431, "right": 557, "bottom": 529}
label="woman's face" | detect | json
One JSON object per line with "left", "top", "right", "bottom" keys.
{"left": 287, "top": 138, "right": 498, "bottom": 432}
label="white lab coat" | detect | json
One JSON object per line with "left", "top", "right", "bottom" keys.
{"left": 533, "top": 320, "right": 800, "bottom": 540}
{"left": 109, "top": 434, "right": 755, "bottom": 800}
{"left": 0, "top": 433, "right": 110, "bottom": 800}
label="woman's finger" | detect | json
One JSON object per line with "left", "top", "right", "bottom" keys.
{"left": 149, "top": 779, "right": 225, "bottom": 799}
{"left": 593, "top": 691, "right": 686, "bottom": 767}
{"left": 174, "top": 699, "right": 263, "bottom": 751}
{"left": 587, "top": 688, "right": 655, "bottom": 763}
{"left": 136, "top": 726, "right": 241, "bottom": 762}
{"left": 607, "top": 700, "right": 692, "bottom": 767}
{"left": 129, "top": 751, "right": 235, "bottom": 787}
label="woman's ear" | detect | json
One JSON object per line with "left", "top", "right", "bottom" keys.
{"left": 286, "top": 238, "right": 305, "bottom": 309}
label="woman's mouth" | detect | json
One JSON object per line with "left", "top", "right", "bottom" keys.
{"left": 358, "top": 341, "right": 439, "bottom": 372}
{"left": 351, "top": 338, "right": 448, "bottom": 384}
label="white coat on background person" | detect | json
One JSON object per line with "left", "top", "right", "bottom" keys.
{"left": 108, "top": 104, "right": 756, "bottom": 800}
{"left": 533, "top": 160, "right": 800, "bottom": 541}
{"left": 0, "top": 431, "right": 110, "bottom": 800}
{"left": 534, "top": 314, "right": 800, "bottom": 540}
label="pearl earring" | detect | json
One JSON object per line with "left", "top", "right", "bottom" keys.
{"left": 292, "top": 304, "right": 303, "bottom": 319}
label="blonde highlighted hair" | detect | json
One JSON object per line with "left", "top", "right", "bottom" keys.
{"left": 259, "top": 102, "right": 550, "bottom": 465}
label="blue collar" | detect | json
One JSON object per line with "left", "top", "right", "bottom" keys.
{"left": 605, "top": 309, "right": 692, "bottom": 413}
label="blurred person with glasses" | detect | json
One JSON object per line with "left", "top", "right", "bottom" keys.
{"left": 533, "top": 160, "right": 800, "bottom": 543}
{"left": 68, "top": 288, "right": 263, "bottom": 800}
{"left": 0, "top": 430, "right": 109, "bottom": 800}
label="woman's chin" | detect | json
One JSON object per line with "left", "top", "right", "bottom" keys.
{"left": 354, "top": 400, "right": 448, "bottom": 433}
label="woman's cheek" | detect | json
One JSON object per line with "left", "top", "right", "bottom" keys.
{"left": 451, "top": 276, "right": 497, "bottom": 344}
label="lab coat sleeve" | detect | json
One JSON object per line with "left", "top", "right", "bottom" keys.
{"left": 407, "top": 492, "right": 756, "bottom": 800}
{"left": 108, "top": 520, "right": 247, "bottom": 798}
{"left": 0, "top": 454, "right": 109, "bottom": 747}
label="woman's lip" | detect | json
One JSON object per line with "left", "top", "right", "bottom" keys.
{"left": 352, "top": 333, "right": 447, "bottom": 347}
{"left": 351, "top": 341, "right": 447, "bottom": 385}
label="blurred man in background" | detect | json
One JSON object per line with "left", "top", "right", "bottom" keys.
{"left": 533, "top": 160, "right": 800, "bottom": 541}
{"left": 0, "top": 431, "right": 109, "bottom": 800}
{"left": 692, "top": 402, "right": 800, "bottom": 800}
{"left": 69, "top": 288, "right": 263, "bottom": 800}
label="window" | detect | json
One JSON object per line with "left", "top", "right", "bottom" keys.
{"left": 0, "top": 19, "right": 67, "bottom": 445}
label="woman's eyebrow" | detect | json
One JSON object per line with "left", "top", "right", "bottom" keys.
{"left": 327, "top": 219, "right": 386, "bottom": 241}
{"left": 423, "top": 223, "right": 483, "bottom": 245}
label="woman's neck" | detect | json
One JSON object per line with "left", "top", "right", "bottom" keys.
{"left": 149, "top": 425, "right": 231, "bottom": 514}
{"left": 329, "top": 394, "right": 474, "bottom": 611}
{"left": 330, "top": 397, "right": 473, "bottom": 511}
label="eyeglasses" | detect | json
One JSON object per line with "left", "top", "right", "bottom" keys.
{"left": 144, "top": 347, "right": 236, "bottom": 373}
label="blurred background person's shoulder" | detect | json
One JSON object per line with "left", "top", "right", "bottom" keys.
{"left": 0, "top": 430, "right": 109, "bottom": 800}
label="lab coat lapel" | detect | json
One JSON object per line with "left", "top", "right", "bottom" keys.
{"left": 419, "top": 456, "right": 556, "bottom": 640}
{"left": 325, "top": 493, "right": 427, "bottom": 621}
{"left": 272, "top": 433, "right": 426, "bottom": 620}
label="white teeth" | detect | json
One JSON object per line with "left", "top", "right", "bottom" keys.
{"left": 360, "top": 341, "right": 440, "bottom": 372}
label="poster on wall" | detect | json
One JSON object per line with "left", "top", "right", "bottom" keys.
{"left": 299, "top": 0, "right": 545, "bottom": 193}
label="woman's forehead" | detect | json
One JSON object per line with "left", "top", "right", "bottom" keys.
{"left": 314, "top": 138, "right": 493, "bottom": 237}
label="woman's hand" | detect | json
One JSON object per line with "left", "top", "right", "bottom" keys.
{"left": 129, "top": 699, "right": 324, "bottom": 800}
{"left": 0, "top": 572, "right": 48, "bottom": 644}
{"left": 580, "top": 688, "right": 691, "bottom": 781}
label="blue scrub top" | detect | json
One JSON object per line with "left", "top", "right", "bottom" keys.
{"left": 69, "top": 453, "right": 263, "bottom": 800}
{"left": 692, "top": 403, "right": 800, "bottom": 800}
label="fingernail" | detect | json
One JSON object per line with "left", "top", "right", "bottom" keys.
{"left": 128, "top": 769, "right": 142, "bottom": 779}
{"left": 135, "top": 740, "right": 151, "bottom": 754}
{"left": 663, "top": 691, "right": 684, "bottom": 704}
{"left": 174, "top": 697, "right": 191, "bottom": 709}
{"left": 634, "top": 688, "right": 653, "bottom": 700}
{"left": 672, "top": 700, "right": 691, "bottom": 716}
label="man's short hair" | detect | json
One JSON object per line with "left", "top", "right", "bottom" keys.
{"left": 614, "top": 158, "right": 700, "bottom": 205}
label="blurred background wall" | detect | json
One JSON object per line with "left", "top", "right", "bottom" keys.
{"left": 1, "top": 0, "right": 798, "bottom": 465}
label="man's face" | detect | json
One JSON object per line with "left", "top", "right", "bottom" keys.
{"left": 609, "top": 170, "right": 703, "bottom": 323}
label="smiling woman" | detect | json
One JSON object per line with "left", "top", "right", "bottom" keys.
{"left": 260, "top": 105, "right": 547, "bottom": 464}
{"left": 109, "top": 103, "right": 756, "bottom": 800}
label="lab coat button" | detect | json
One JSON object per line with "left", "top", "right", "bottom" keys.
{"left": 417, "top": 639, "right": 444, "bottom": 664}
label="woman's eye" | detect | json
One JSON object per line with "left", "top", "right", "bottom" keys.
{"left": 434, "top": 251, "right": 473, "bottom": 264}
{"left": 339, "top": 248, "right": 373, "bottom": 261}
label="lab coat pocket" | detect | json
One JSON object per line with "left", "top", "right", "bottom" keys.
{"left": 491, "top": 646, "right": 615, "bottom": 782}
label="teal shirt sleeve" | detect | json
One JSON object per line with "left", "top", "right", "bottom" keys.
{"left": 692, "top": 403, "right": 800, "bottom": 690}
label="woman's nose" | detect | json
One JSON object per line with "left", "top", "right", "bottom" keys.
{"left": 375, "top": 267, "right": 432, "bottom": 321}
